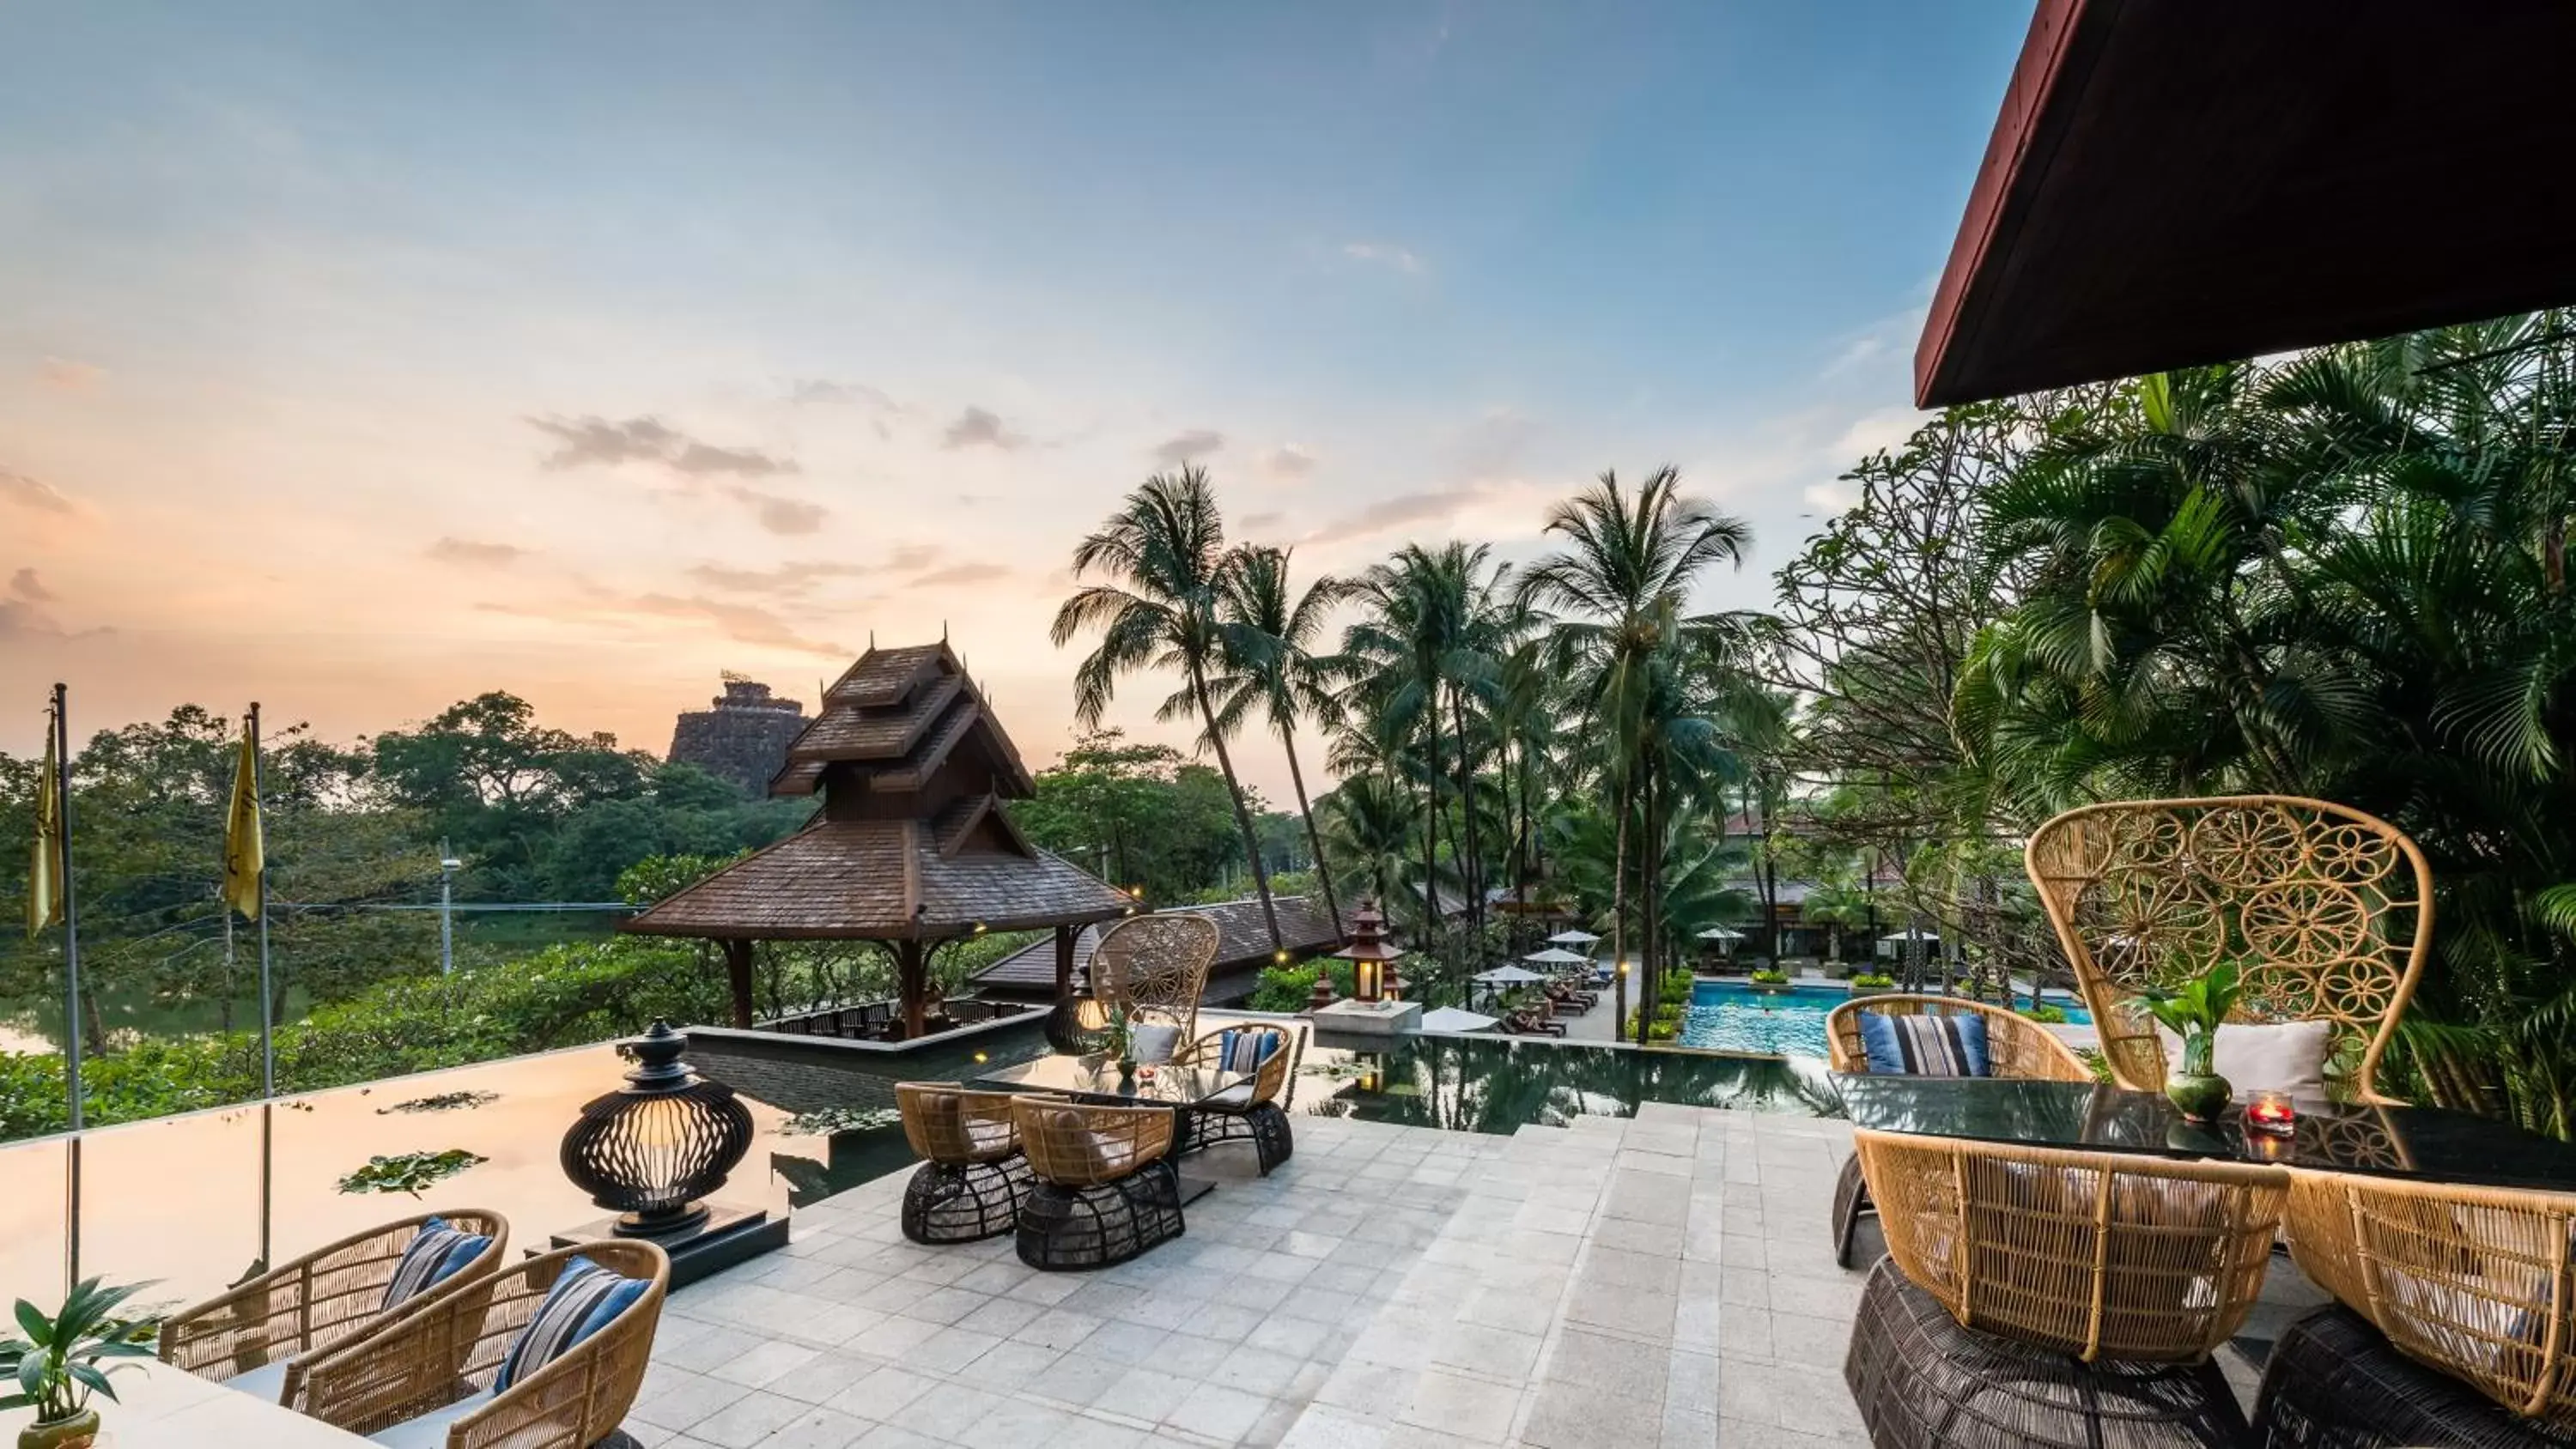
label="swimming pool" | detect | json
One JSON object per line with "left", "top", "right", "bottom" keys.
{"left": 1678, "top": 980, "right": 2093, "bottom": 1058}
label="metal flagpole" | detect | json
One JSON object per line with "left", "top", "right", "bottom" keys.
{"left": 251, "top": 701, "right": 274, "bottom": 1100}
{"left": 53, "top": 684, "right": 84, "bottom": 1293}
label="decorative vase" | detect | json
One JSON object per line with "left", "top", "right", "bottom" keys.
{"left": 21, "top": 1407, "right": 100, "bottom": 1449}
{"left": 2165, "top": 1031, "right": 2233, "bottom": 1124}
{"left": 1116, "top": 1058, "right": 1138, "bottom": 1089}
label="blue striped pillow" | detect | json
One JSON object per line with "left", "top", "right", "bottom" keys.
{"left": 495, "top": 1256, "right": 648, "bottom": 1391}
{"left": 381, "top": 1216, "right": 491, "bottom": 1310}
{"left": 1858, "top": 1011, "right": 1991, "bottom": 1077}
{"left": 1218, "top": 1029, "right": 1280, "bottom": 1075}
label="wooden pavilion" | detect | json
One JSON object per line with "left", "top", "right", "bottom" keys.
{"left": 623, "top": 641, "right": 1137, "bottom": 1036}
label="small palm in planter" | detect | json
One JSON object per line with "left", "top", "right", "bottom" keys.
{"left": 2135, "top": 961, "right": 2244, "bottom": 1124}
{"left": 0, "top": 1277, "right": 158, "bottom": 1449}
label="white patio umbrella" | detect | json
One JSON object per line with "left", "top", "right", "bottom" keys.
{"left": 1522, "top": 948, "right": 1592, "bottom": 967}
{"left": 1473, "top": 965, "right": 1548, "bottom": 985}
{"left": 1695, "top": 926, "right": 1747, "bottom": 942}
{"left": 1546, "top": 929, "right": 1602, "bottom": 946}
{"left": 1419, "top": 1006, "right": 1499, "bottom": 1034}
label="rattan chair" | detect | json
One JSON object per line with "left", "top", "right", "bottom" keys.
{"left": 2026, "top": 796, "right": 2434, "bottom": 1103}
{"left": 2254, "top": 1306, "right": 2576, "bottom": 1449}
{"left": 1825, "top": 997, "right": 2093, "bottom": 1267}
{"left": 160, "top": 1209, "right": 507, "bottom": 1407}
{"left": 295, "top": 1240, "right": 668, "bottom": 1449}
{"left": 1174, "top": 1023, "right": 1299, "bottom": 1175}
{"left": 1011, "top": 1094, "right": 1184, "bottom": 1271}
{"left": 896, "top": 1082, "right": 1035, "bottom": 1244}
{"left": 1090, "top": 912, "right": 1222, "bottom": 1043}
{"left": 1852, "top": 1128, "right": 2288, "bottom": 1362}
{"left": 2284, "top": 1168, "right": 2576, "bottom": 1427}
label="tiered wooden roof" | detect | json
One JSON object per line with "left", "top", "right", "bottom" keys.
{"left": 624, "top": 641, "right": 1133, "bottom": 942}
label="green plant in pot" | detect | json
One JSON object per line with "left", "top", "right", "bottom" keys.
{"left": 1103, "top": 1004, "right": 1136, "bottom": 1081}
{"left": 0, "top": 1277, "right": 159, "bottom": 1449}
{"left": 2135, "top": 961, "right": 2243, "bottom": 1124}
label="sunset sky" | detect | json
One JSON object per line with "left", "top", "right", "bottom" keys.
{"left": 3, "top": 2, "right": 2028, "bottom": 798}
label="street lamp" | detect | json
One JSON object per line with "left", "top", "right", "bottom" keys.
{"left": 439, "top": 848, "right": 463, "bottom": 976}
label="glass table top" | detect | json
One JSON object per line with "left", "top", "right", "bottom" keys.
{"left": 969, "top": 1053, "right": 1248, "bottom": 1107}
{"left": 1832, "top": 1074, "right": 2576, "bottom": 1191}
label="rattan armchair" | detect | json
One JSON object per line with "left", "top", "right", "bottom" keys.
{"left": 1011, "top": 1094, "right": 1185, "bottom": 1270}
{"left": 1824, "top": 997, "right": 2092, "bottom": 1266}
{"left": 1174, "top": 1022, "right": 1299, "bottom": 1175}
{"left": 160, "top": 1209, "right": 507, "bottom": 1406}
{"left": 295, "top": 1240, "right": 668, "bottom": 1449}
{"left": 896, "top": 1081, "right": 1035, "bottom": 1244}
{"left": 2025, "top": 796, "right": 2433, "bottom": 1103}
{"left": 2285, "top": 1168, "right": 2576, "bottom": 1427}
{"left": 1090, "top": 912, "right": 1221, "bottom": 1043}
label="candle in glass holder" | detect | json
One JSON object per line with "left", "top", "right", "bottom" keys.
{"left": 2245, "top": 1090, "right": 2297, "bottom": 1137}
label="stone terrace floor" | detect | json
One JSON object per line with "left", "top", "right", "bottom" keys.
{"left": 627, "top": 1104, "right": 2324, "bottom": 1449}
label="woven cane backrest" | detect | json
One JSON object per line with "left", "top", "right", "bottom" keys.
{"left": 1823, "top": 995, "right": 2093, "bottom": 1082}
{"left": 2286, "top": 1170, "right": 2576, "bottom": 1426}
{"left": 1010, "top": 1095, "right": 1174, "bottom": 1188}
{"left": 1091, "top": 912, "right": 1221, "bottom": 1040}
{"left": 2026, "top": 796, "right": 2433, "bottom": 1103}
{"left": 1183, "top": 1024, "right": 1297, "bottom": 1106}
{"left": 896, "top": 1082, "right": 1021, "bottom": 1164}
{"left": 1853, "top": 1130, "right": 2287, "bottom": 1363}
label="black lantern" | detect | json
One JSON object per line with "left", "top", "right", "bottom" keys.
{"left": 560, "top": 1021, "right": 755, "bottom": 1239}
{"left": 1046, "top": 995, "right": 1113, "bottom": 1054}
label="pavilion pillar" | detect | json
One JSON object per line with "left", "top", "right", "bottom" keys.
{"left": 896, "top": 939, "right": 929, "bottom": 1039}
{"left": 1053, "top": 924, "right": 1076, "bottom": 1003}
{"left": 722, "top": 938, "right": 755, "bottom": 1028}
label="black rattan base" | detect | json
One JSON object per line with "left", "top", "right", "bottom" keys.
{"left": 901, "top": 1153, "right": 1035, "bottom": 1245}
{"left": 1844, "top": 1257, "right": 2249, "bottom": 1449}
{"left": 1016, "top": 1159, "right": 1186, "bottom": 1271}
{"left": 1182, "top": 1102, "right": 1294, "bottom": 1175}
{"left": 2254, "top": 1307, "right": 2576, "bottom": 1448}
{"left": 1834, "top": 1150, "right": 1873, "bottom": 1269}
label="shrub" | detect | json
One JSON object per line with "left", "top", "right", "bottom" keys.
{"left": 1749, "top": 968, "right": 1789, "bottom": 985}
{"left": 2017, "top": 1004, "right": 2069, "bottom": 1025}
{"left": 1849, "top": 973, "right": 1894, "bottom": 989}
{"left": 1246, "top": 958, "right": 1357, "bottom": 1013}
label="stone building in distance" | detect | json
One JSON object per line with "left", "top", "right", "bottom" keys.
{"left": 665, "top": 676, "right": 807, "bottom": 795}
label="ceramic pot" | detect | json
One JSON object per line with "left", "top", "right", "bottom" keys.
{"left": 20, "top": 1407, "right": 100, "bottom": 1449}
{"left": 2165, "top": 1032, "right": 2233, "bottom": 1124}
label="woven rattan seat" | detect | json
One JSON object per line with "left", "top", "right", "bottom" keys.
{"left": 2026, "top": 796, "right": 2433, "bottom": 1103}
{"left": 1011, "top": 1095, "right": 1185, "bottom": 1271}
{"left": 896, "top": 1082, "right": 1036, "bottom": 1244}
{"left": 1174, "top": 1023, "right": 1299, "bottom": 1175}
{"left": 159, "top": 1209, "right": 508, "bottom": 1406}
{"left": 1825, "top": 997, "right": 2093, "bottom": 1266}
{"left": 1846, "top": 1257, "right": 2250, "bottom": 1449}
{"left": 2254, "top": 1306, "right": 2576, "bottom": 1448}
{"left": 1090, "top": 912, "right": 1221, "bottom": 1043}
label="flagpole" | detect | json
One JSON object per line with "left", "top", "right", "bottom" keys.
{"left": 251, "top": 701, "right": 274, "bottom": 1102}
{"left": 53, "top": 683, "right": 83, "bottom": 1292}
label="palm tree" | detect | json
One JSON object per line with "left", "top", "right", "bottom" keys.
{"left": 1520, "top": 466, "right": 1753, "bottom": 1043}
{"left": 1052, "top": 465, "right": 1284, "bottom": 950}
{"left": 1213, "top": 544, "right": 1349, "bottom": 935}
{"left": 1318, "top": 773, "right": 1413, "bottom": 920}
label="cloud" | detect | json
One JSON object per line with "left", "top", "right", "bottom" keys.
{"left": 1240, "top": 511, "right": 1285, "bottom": 532}
{"left": 941, "top": 406, "right": 1024, "bottom": 451}
{"left": 1342, "top": 242, "right": 1424, "bottom": 275}
{"left": 476, "top": 588, "right": 847, "bottom": 658}
{"left": 1300, "top": 487, "right": 1486, "bottom": 547}
{"left": 528, "top": 415, "right": 797, "bottom": 478}
{"left": 687, "top": 560, "right": 868, "bottom": 595}
{"left": 884, "top": 543, "right": 945, "bottom": 573}
{"left": 1261, "top": 445, "right": 1316, "bottom": 479}
{"left": 9, "top": 568, "right": 52, "bottom": 602}
{"left": 427, "top": 537, "right": 528, "bottom": 567}
{"left": 38, "top": 357, "right": 105, "bottom": 391}
{"left": 1151, "top": 429, "right": 1225, "bottom": 465}
{"left": 722, "top": 487, "right": 828, "bottom": 535}
{"left": 912, "top": 561, "right": 1012, "bottom": 587}
{"left": 0, "top": 567, "right": 106, "bottom": 640}
{"left": 787, "top": 379, "right": 898, "bottom": 409}
{"left": 0, "top": 468, "right": 74, "bottom": 515}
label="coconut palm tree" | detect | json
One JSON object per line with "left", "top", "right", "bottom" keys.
{"left": 1052, "top": 465, "right": 1284, "bottom": 950}
{"left": 1212, "top": 544, "right": 1349, "bottom": 935}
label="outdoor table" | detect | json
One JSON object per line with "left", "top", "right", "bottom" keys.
{"left": 1833, "top": 1073, "right": 2576, "bottom": 1192}
{"left": 0, "top": 1358, "right": 370, "bottom": 1446}
{"left": 968, "top": 1053, "right": 1256, "bottom": 1201}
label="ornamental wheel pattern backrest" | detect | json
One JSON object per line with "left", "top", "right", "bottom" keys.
{"left": 2025, "top": 796, "right": 2433, "bottom": 1100}
{"left": 1091, "top": 913, "right": 1222, "bottom": 1039}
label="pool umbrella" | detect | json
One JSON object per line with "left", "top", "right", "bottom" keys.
{"left": 1522, "top": 948, "right": 1591, "bottom": 967}
{"left": 1696, "top": 926, "right": 1746, "bottom": 942}
{"left": 1546, "top": 929, "right": 1602, "bottom": 946}
{"left": 1471, "top": 963, "right": 1547, "bottom": 1007}
{"left": 1419, "top": 1007, "right": 1498, "bottom": 1034}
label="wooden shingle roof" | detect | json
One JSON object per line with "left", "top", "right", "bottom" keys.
{"left": 769, "top": 641, "right": 1034, "bottom": 799}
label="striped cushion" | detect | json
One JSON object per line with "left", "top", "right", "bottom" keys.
{"left": 1858, "top": 1011, "right": 1991, "bottom": 1077}
{"left": 381, "top": 1217, "right": 491, "bottom": 1310}
{"left": 1217, "top": 1029, "right": 1281, "bottom": 1076}
{"left": 495, "top": 1257, "right": 648, "bottom": 1391}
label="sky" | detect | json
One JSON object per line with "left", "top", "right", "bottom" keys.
{"left": 1, "top": 1, "right": 2032, "bottom": 798}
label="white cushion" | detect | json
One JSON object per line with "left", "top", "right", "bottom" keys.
{"left": 368, "top": 1390, "right": 493, "bottom": 1448}
{"left": 219, "top": 1357, "right": 290, "bottom": 1403}
{"left": 2154, "top": 1020, "right": 2332, "bottom": 1100}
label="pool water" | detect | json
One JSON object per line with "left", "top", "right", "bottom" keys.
{"left": 1297, "top": 1032, "right": 1837, "bottom": 1131}
{"left": 1679, "top": 980, "right": 2094, "bottom": 1058}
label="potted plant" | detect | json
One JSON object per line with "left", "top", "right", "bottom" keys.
{"left": 1847, "top": 972, "right": 1895, "bottom": 997}
{"left": 1747, "top": 967, "right": 1791, "bottom": 992}
{"left": 2135, "top": 961, "right": 2243, "bottom": 1123}
{"left": 0, "top": 1277, "right": 158, "bottom": 1449}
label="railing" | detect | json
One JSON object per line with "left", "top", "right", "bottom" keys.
{"left": 757, "top": 996, "right": 1033, "bottom": 1043}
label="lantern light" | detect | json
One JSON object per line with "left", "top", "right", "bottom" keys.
{"left": 559, "top": 1021, "right": 754, "bottom": 1241}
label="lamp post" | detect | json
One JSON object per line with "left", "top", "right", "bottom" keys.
{"left": 438, "top": 845, "right": 462, "bottom": 976}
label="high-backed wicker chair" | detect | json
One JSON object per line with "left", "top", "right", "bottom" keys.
{"left": 1824, "top": 997, "right": 2093, "bottom": 1267}
{"left": 2284, "top": 1169, "right": 2576, "bottom": 1428}
{"left": 896, "top": 1082, "right": 1035, "bottom": 1244}
{"left": 1090, "top": 912, "right": 1222, "bottom": 1043}
{"left": 295, "top": 1240, "right": 666, "bottom": 1449}
{"left": 2026, "top": 796, "right": 2434, "bottom": 1103}
{"left": 1011, "top": 1095, "right": 1185, "bottom": 1271}
{"left": 1174, "top": 1022, "right": 1299, "bottom": 1175}
{"left": 160, "top": 1209, "right": 507, "bottom": 1407}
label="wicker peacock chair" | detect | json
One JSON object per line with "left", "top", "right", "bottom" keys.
{"left": 1089, "top": 912, "right": 1222, "bottom": 1043}
{"left": 2025, "top": 796, "right": 2434, "bottom": 1103}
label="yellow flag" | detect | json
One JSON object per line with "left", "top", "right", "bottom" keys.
{"left": 222, "top": 723, "right": 264, "bottom": 920}
{"left": 27, "top": 719, "right": 63, "bottom": 937}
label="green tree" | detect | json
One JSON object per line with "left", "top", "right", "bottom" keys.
{"left": 1212, "top": 545, "right": 1349, "bottom": 935}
